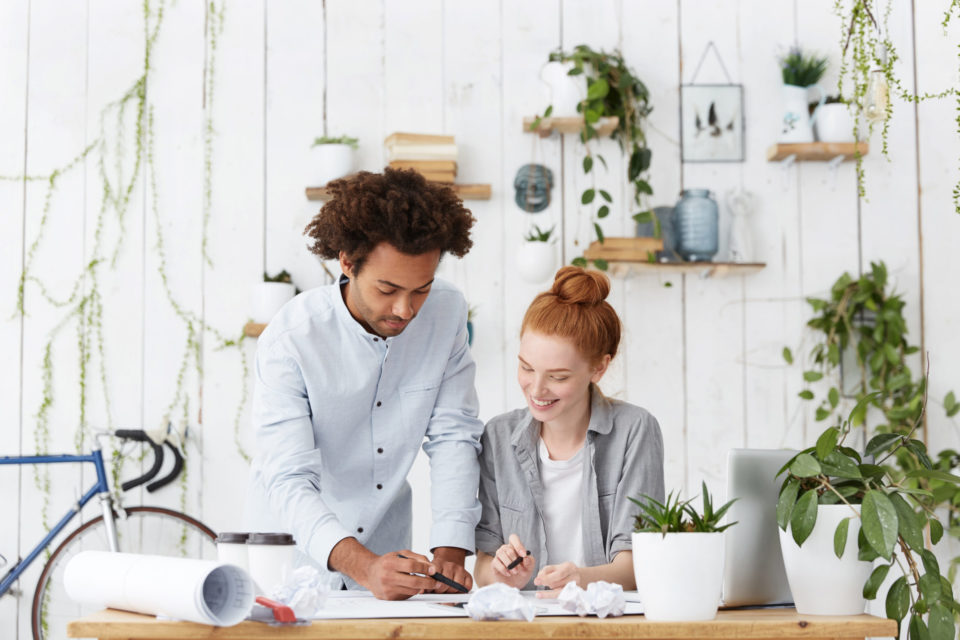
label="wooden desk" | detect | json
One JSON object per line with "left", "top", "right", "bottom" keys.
{"left": 69, "top": 607, "right": 897, "bottom": 640}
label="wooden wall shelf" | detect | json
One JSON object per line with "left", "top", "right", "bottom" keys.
{"left": 766, "top": 142, "right": 869, "bottom": 162}
{"left": 523, "top": 116, "right": 619, "bottom": 138}
{"left": 244, "top": 322, "right": 266, "bottom": 338}
{"left": 604, "top": 261, "right": 766, "bottom": 279}
{"left": 305, "top": 183, "right": 491, "bottom": 201}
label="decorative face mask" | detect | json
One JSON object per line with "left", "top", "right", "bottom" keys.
{"left": 513, "top": 164, "right": 553, "bottom": 213}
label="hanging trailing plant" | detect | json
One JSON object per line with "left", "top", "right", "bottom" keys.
{"left": 531, "top": 45, "right": 653, "bottom": 270}
{"left": 835, "top": 0, "right": 960, "bottom": 213}
{"left": 783, "top": 261, "right": 960, "bottom": 576}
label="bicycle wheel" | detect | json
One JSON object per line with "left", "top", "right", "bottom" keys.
{"left": 31, "top": 506, "right": 217, "bottom": 640}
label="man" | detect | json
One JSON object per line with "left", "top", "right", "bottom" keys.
{"left": 247, "top": 168, "right": 482, "bottom": 599}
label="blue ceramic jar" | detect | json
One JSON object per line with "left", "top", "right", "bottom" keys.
{"left": 673, "top": 189, "right": 718, "bottom": 262}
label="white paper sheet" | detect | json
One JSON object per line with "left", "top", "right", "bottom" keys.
{"left": 312, "top": 591, "right": 643, "bottom": 618}
{"left": 64, "top": 550, "right": 254, "bottom": 626}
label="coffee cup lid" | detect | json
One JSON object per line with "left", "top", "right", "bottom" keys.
{"left": 215, "top": 532, "right": 250, "bottom": 544}
{"left": 247, "top": 532, "right": 296, "bottom": 545}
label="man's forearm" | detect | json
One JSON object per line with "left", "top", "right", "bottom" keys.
{"left": 328, "top": 537, "right": 377, "bottom": 584}
{"left": 432, "top": 545, "right": 468, "bottom": 566}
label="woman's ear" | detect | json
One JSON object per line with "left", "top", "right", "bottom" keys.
{"left": 590, "top": 354, "right": 612, "bottom": 383}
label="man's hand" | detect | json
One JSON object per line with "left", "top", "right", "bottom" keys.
{"left": 329, "top": 539, "right": 438, "bottom": 600}
{"left": 491, "top": 533, "right": 535, "bottom": 590}
{"left": 431, "top": 546, "right": 474, "bottom": 593}
{"left": 533, "top": 561, "right": 581, "bottom": 597}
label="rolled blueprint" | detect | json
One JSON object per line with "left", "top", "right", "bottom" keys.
{"left": 64, "top": 551, "right": 254, "bottom": 626}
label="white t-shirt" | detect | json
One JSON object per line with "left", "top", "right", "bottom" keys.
{"left": 538, "top": 438, "right": 585, "bottom": 567}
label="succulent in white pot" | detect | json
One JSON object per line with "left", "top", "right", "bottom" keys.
{"left": 251, "top": 270, "right": 297, "bottom": 324}
{"left": 813, "top": 97, "right": 857, "bottom": 143}
{"left": 630, "top": 482, "right": 737, "bottom": 621}
{"left": 312, "top": 135, "right": 358, "bottom": 185}
{"left": 517, "top": 224, "right": 558, "bottom": 284}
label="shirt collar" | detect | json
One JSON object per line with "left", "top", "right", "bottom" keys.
{"left": 511, "top": 384, "right": 613, "bottom": 454}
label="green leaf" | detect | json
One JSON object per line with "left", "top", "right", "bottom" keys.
{"left": 834, "top": 517, "right": 851, "bottom": 558}
{"left": 636, "top": 147, "right": 651, "bottom": 172}
{"left": 586, "top": 77, "right": 609, "bottom": 100}
{"left": 571, "top": 256, "right": 588, "bottom": 268}
{"left": 583, "top": 156, "right": 593, "bottom": 173}
{"left": 599, "top": 189, "right": 612, "bottom": 203}
{"left": 791, "top": 453, "right": 822, "bottom": 478}
{"left": 864, "top": 563, "right": 891, "bottom": 599}
{"left": 593, "top": 258, "right": 609, "bottom": 271}
{"left": 920, "top": 572, "right": 943, "bottom": 603}
{"left": 862, "top": 490, "right": 899, "bottom": 560}
{"left": 804, "top": 370, "right": 824, "bottom": 382}
{"left": 929, "top": 604, "right": 954, "bottom": 640}
{"left": 921, "top": 549, "right": 941, "bottom": 578}
{"left": 777, "top": 477, "right": 800, "bottom": 530}
{"left": 584, "top": 108, "right": 600, "bottom": 124}
{"left": 597, "top": 205, "right": 609, "bottom": 219}
{"left": 931, "top": 518, "right": 945, "bottom": 545}
{"left": 632, "top": 210, "right": 652, "bottom": 224}
{"left": 544, "top": 105, "right": 553, "bottom": 117}
{"left": 828, "top": 387, "right": 839, "bottom": 408}
{"left": 858, "top": 526, "right": 881, "bottom": 562}
{"left": 593, "top": 222, "right": 604, "bottom": 243}
{"left": 865, "top": 433, "right": 902, "bottom": 458}
{"left": 945, "top": 391, "right": 959, "bottom": 417}
{"left": 816, "top": 427, "right": 839, "bottom": 460}
{"left": 910, "top": 614, "right": 931, "bottom": 640}
{"left": 885, "top": 343, "right": 900, "bottom": 365}
{"left": 790, "top": 490, "right": 819, "bottom": 546}
{"left": 783, "top": 347, "right": 794, "bottom": 364}
{"left": 582, "top": 189, "right": 596, "bottom": 205}
{"left": 821, "top": 450, "right": 863, "bottom": 479}
{"left": 906, "top": 469, "right": 960, "bottom": 484}
{"left": 636, "top": 180, "right": 653, "bottom": 195}
{"left": 815, "top": 407, "right": 832, "bottom": 421}
{"left": 798, "top": 390, "right": 815, "bottom": 400}
{"left": 886, "top": 576, "right": 910, "bottom": 624}
{"left": 889, "top": 492, "right": 924, "bottom": 550}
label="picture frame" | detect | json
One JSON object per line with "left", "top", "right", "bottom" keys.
{"left": 680, "top": 84, "right": 745, "bottom": 163}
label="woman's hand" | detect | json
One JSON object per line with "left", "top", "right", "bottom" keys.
{"left": 491, "top": 534, "right": 535, "bottom": 589}
{"left": 533, "top": 561, "right": 581, "bottom": 597}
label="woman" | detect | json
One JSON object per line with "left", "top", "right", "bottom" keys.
{"left": 474, "top": 266, "right": 664, "bottom": 593}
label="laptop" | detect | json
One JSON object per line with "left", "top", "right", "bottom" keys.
{"left": 721, "top": 448, "right": 796, "bottom": 608}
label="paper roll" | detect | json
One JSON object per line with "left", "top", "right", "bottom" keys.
{"left": 64, "top": 551, "right": 254, "bottom": 626}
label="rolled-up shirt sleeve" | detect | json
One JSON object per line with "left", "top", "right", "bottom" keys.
{"left": 474, "top": 428, "right": 504, "bottom": 555}
{"left": 252, "top": 345, "right": 351, "bottom": 570}
{"left": 422, "top": 305, "right": 484, "bottom": 554}
{"left": 610, "top": 412, "right": 665, "bottom": 555}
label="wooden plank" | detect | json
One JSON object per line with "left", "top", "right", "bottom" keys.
{"left": 67, "top": 607, "right": 899, "bottom": 640}
{"left": 583, "top": 238, "right": 665, "bottom": 261}
{"left": 243, "top": 322, "right": 266, "bottom": 338}
{"left": 522, "top": 115, "right": 619, "bottom": 138}
{"left": 305, "top": 183, "right": 491, "bottom": 201}
{"left": 606, "top": 262, "right": 766, "bottom": 278}
{"left": 766, "top": 142, "right": 869, "bottom": 162}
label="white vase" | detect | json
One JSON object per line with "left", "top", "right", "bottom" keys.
{"left": 780, "top": 84, "right": 824, "bottom": 144}
{"left": 779, "top": 504, "right": 873, "bottom": 615}
{"left": 250, "top": 282, "right": 296, "bottom": 324}
{"left": 314, "top": 143, "right": 356, "bottom": 185}
{"left": 632, "top": 532, "right": 724, "bottom": 621}
{"left": 540, "top": 60, "right": 586, "bottom": 118}
{"left": 516, "top": 242, "right": 557, "bottom": 284}
{"left": 815, "top": 103, "right": 857, "bottom": 143}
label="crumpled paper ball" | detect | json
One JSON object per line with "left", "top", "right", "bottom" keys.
{"left": 557, "top": 581, "right": 626, "bottom": 618}
{"left": 464, "top": 583, "right": 536, "bottom": 621}
{"left": 270, "top": 566, "right": 331, "bottom": 618}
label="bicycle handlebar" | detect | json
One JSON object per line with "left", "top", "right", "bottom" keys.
{"left": 116, "top": 429, "right": 184, "bottom": 493}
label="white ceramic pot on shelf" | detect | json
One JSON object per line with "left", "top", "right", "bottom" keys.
{"left": 779, "top": 504, "right": 873, "bottom": 615}
{"left": 632, "top": 531, "right": 725, "bottom": 621}
{"left": 814, "top": 103, "right": 857, "bottom": 143}
{"left": 780, "top": 84, "right": 825, "bottom": 144}
{"left": 540, "top": 60, "right": 586, "bottom": 118}
{"left": 516, "top": 242, "right": 557, "bottom": 284}
{"left": 314, "top": 143, "right": 356, "bottom": 185}
{"left": 250, "top": 282, "right": 296, "bottom": 324}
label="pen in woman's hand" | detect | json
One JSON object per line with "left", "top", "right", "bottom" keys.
{"left": 506, "top": 550, "right": 531, "bottom": 571}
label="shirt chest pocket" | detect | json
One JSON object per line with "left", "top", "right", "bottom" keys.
{"left": 399, "top": 380, "right": 442, "bottom": 434}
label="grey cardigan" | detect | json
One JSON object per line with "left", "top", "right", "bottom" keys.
{"left": 475, "top": 387, "right": 665, "bottom": 588}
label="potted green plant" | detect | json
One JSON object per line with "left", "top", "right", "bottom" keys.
{"left": 251, "top": 270, "right": 297, "bottom": 324}
{"left": 776, "top": 391, "right": 960, "bottom": 633}
{"left": 778, "top": 47, "right": 828, "bottom": 143}
{"left": 813, "top": 95, "right": 857, "bottom": 143}
{"left": 517, "top": 224, "right": 557, "bottom": 284}
{"left": 312, "top": 134, "right": 359, "bottom": 185}
{"left": 630, "top": 483, "right": 737, "bottom": 621}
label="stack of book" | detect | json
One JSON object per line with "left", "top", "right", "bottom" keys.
{"left": 385, "top": 132, "right": 458, "bottom": 184}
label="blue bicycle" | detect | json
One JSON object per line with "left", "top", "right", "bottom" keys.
{"left": 0, "top": 429, "right": 218, "bottom": 640}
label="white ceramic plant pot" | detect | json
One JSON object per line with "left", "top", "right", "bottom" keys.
{"left": 780, "top": 84, "right": 823, "bottom": 144}
{"left": 540, "top": 60, "right": 586, "bottom": 118}
{"left": 632, "top": 532, "right": 724, "bottom": 621}
{"left": 779, "top": 504, "right": 873, "bottom": 615}
{"left": 815, "top": 104, "right": 856, "bottom": 143}
{"left": 250, "top": 282, "right": 295, "bottom": 324}
{"left": 516, "top": 242, "right": 557, "bottom": 284}
{"left": 315, "top": 143, "right": 356, "bottom": 185}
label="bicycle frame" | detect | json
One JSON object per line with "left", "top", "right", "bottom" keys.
{"left": 0, "top": 446, "right": 118, "bottom": 598}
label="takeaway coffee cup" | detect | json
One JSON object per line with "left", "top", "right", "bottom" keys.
{"left": 215, "top": 532, "right": 250, "bottom": 570}
{"left": 246, "top": 532, "right": 296, "bottom": 595}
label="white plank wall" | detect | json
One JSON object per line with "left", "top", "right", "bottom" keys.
{"left": 1, "top": 2, "right": 959, "bottom": 636}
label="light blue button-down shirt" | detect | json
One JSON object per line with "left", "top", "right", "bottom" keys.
{"left": 247, "top": 276, "right": 483, "bottom": 587}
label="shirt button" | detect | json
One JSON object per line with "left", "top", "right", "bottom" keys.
{"left": 376, "top": 401, "right": 382, "bottom": 407}
{"left": 357, "top": 527, "right": 364, "bottom": 533}
{"left": 373, "top": 338, "right": 379, "bottom": 342}
{"left": 377, "top": 484, "right": 383, "bottom": 490}
{"left": 377, "top": 447, "right": 384, "bottom": 454}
